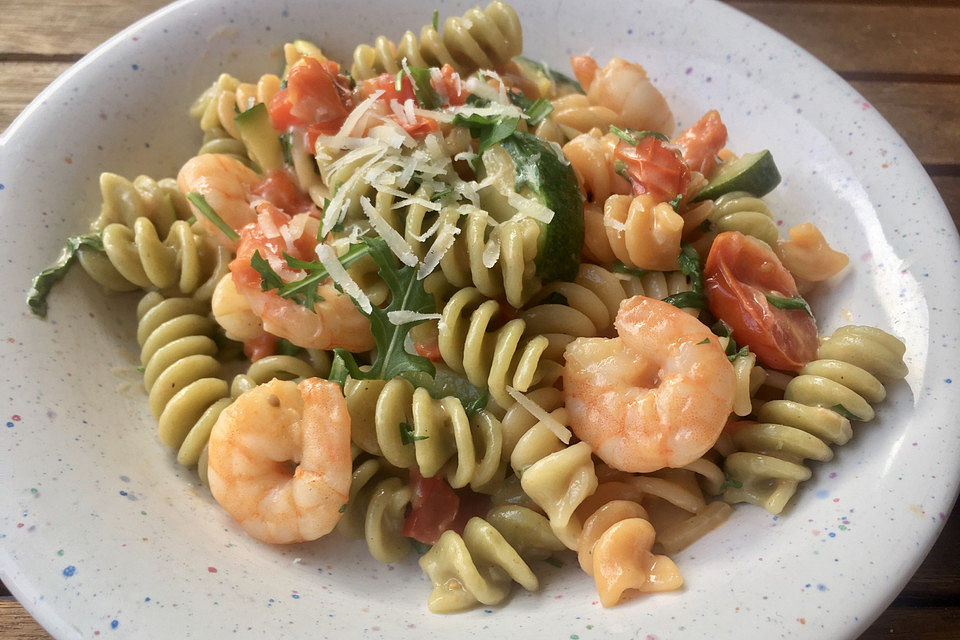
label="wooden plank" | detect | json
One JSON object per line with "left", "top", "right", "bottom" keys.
{"left": 859, "top": 606, "right": 960, "bottom": 639}
{"left": 0, "top": 600, "right": 50, "bottom": 640}
{"left": 0, "top": 62, "right": 72, "bottom": 133}
{"left": 728, "top": 2, "right": 960, "bottom": 75}
{"left": 0, "top": 0, "right": 168, "bottom": 57}
{"left": 898, "top": 508, "right": 960, "bottom": 600}
{"left": 932, "top": 176, "right": 960, "bottom": 233}
{"left": 850, "top": 81, "right": 960, "bottom": 167}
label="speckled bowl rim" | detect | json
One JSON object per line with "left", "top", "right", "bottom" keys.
{"left": 2, "top": 1, "right": 959, "bottom": 638}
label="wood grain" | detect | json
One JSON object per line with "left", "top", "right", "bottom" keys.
{"left": 0, "top": 62, "right": 72, "bottom": 131}
{"left": 729, "top": 2, "right": 960, "bottom": 76}
{"left": 0, "top": 601, "right": 52, "bottom": 640}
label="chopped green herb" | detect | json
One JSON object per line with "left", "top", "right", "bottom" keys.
{"left": 279, "top": 132, "right": 293, "bottom": 165}
{"left": 609, "top": 125, "right": 669, "bottom": 145}
{"left": 727, "top": 345, "right": 749, "bottom": 362}
{"left": 609, "top": 125, "right": 638, "bottom": 146}
{"left": 540, "top": 291, "right": 569, "bottom": 306}
{"left": 136, "top": 365, "right": 146, "bottom": 373}
{"left": 668, "top": 193, "right": 683, "bottom": 210}
{"left": 430, "top": 187, "right": 454, "bottom": 202}
{"left": 338, "top": 503, "right": 348, "bottom": 513}
{"left": 399, "top": 421, "right": 428, "bottom": 446}
{"left": 280, "top": 78, "right": 288, "bottom": 90}
{"left": 27, "top": 233, "right": 104, "bottom": 317}
{"left": 830, "top": 404, "right": 864, "bottom": 421}
{"left": 452, "top": 112, "right": 520, "bottom": 154}
{"left": 409, "top": 538, "right": 432, "bottom": 555}
{"left": 432, "top": 9, "right": 439, "bottom": 30}
{"left": 328, "top": 238, "right": 437, "bottom": 382}
{"left": 612, "top": 260, "right": 645, "bottom": 278}
{"left": 185, "top": 215, "right": 197, "bottom": 226}
{"left": 461, "top": 389, "right": 489, "bottom": 419}
{"left": 662, "top": 290, "right": 708, "bottom": 310}
{"left": 765, "top": 293, "right": 813, "bottom": 316}
{"left": 711, "top": 320, "right": 734, "bottom": 338}
{"left": 505, "top": 90, "right": 554, "bottom": 126}
{"left": 614, "top": 159, "right": 629, "bottom": 180}
{"left": 719, "top": 476, "right": 743, "bottom": 491}
{"left": 186, "top": 192, "right": 239, "bottom": 241}
{"left": 544, "top": 558, "right": 564, "bottom": 568}
{"left": 250, "top": 242, "right": 371, "bottom": 309}
{"left": 406, "top": 66, "right": 442, "bottom": 110}
{"left": 697, "top": 338, "right": 711, "bottom": 345}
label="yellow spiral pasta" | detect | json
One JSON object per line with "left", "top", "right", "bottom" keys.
{"left": 350, "top": 1, "right": 522, "bottom": 80}
{"left": 81, "top": 217, "right": 230, "bottom": 301}
{"left": 190, "top": 72, "right": 282, "bottom": 140}
{"left": 723, "top": 325, "right": 908, "bottom": 514}
{"left": 598, "top": 194, "right": 684, "bottom": 271}
{"left": 437, "top": 287, "right": 561, "bottom": 409}
{"left": 343, "top": 375, "right": 503, "bottom": 491}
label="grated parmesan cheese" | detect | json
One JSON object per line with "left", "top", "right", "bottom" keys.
{"left": 507, "top": 191, "right": 555, "bottom": 224}
{"left": 418, "top": 216, "right": 462, "bottom": 279}
{"left": 505, "top": 386, "right": 572, "bottom": 444}
{"left": 257, "top": 211, "right": 281, "bottom": 238}
{"left": 316, "top": 243, "right": 371, "bottom": 313}
{"left": 360, "top": 197, "right": 418, "bottom": 267}
{"left": 386, "top": 310, "right": 441, "bottom": 325}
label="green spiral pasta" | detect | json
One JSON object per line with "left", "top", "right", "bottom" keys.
{"left": 88, "top": 172, "right": 193, "bottom": 233}
{"left": 723, "top": 325, "right": 908, "bottom": 514}
{"left": 81, "top": 217, "right": 230, "bottom": 301}
{"left": 336, "top": 454, "right": 415, "bottom": 564}
{"left": 438, "top": 287, "right": 561, "bottom": 409}
{"left": 343, "top": 375, "right": 504, "bottom": 490}
{"left": 418, "top": 510, "right": 542, "bottom": 612}
{"left": 706, "top": 190, "right": 779, "bottom": 247}
{"left": 350, "top": 1, "right": 522, "bottom": 80}
{"left": 138, "top": 291, "right": 324, "bottom": 480}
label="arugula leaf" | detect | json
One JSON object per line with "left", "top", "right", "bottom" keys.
{"left": 250, "top": 242, "right": 370, "bottom": 309}
{"left": 27, "top": 233, "right": 104, "bottom": 317}
{"left": 186, "top": 192, "right": 239, "bottom": 241}
{"left": 451, "top": 112, "right": 520, "bottom": 154}
{"left": 399, "top": 421, "right": 428, "bottom": 445}
{"left": 609, "top": 125, "right": 639, "bottom": 146}
{"left": 544, "top": 558, "right": 564, "bottom": 568}
{"left": 830, "top": 404, "right": 864, "bottom": 421}
{"left": 662, "top": 290, "right": 708, "bottom": 310}
{"left": 765, "top": 293, "right": 813, "bottom": 317}
{"left": 505, "top": 91, "right": 554, "bottom": 126}
{"left": 461, "top": 389, "right": 489, "bottom": 419}
{"left": 406, "top": 66, "right": 442, "bottom": 110}
{"left": 275, "top": 338, "right": 302, "bottom": 356}
{"left": 328, "top": 237, "right": 437, "bottom": 382}
{"left": 668, "top": 193, "right": 683, "bottom": 210}
{"left": 711, "top": 320, "right": 734, "bottom": 338}
{"left": 402, "top": 368, "right": 489, "bottom": 418}
{"left": 697, "top": 338, "right": 711, "bottom": 345}
{"left": 614, "top": 159, "right": 629, "bottom": 180}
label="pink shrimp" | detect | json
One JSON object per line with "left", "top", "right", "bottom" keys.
{"left": 230, "top": 202, "right": 375, "bottom": 352}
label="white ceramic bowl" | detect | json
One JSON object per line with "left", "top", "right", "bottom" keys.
{"left": 2, "top": 1, "right": 958, "bottom": 638}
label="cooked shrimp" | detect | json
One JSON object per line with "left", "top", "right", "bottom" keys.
{"left": 564, "top": 296, "right": 736, "bottom": 473}
{"left": 211, "top": 272, "right": 266, "bottom": 342}
{"left": 178, "top": 153, "right": 261, "bottom": 250}
{"left": 230, "top": 202, "right": 375, "bottom": 352}
{"left": 206, "top": 378, "right": 351, "bottom": 544}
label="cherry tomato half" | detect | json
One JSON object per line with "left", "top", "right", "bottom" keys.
{"left": 704, "top": 231, "right": 818, "bottom": 372}
{"left": 401, "top": 470, "right": 460, "bottom": 545}
{"left": 614, "top": 136, "right": 690, "bottom": 203}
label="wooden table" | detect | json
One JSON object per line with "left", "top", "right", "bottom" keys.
{"left": 2, "top": 1, "right": 958, "bottom": 637}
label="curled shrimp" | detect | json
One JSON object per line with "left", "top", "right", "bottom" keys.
{"left": 563, "top": 296, "right": 736, "bottom": 473}
{"left": 178, "top": 153, "right": 261, "bottom": 250}
{"left": 206, "top": 378, "right": 351, "bottom": 544}
{"left": 230, "top": 202, "right": 375, "bottom": 352}
{"left": 212, "top": 272, "right": 266, "bottom": 342}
